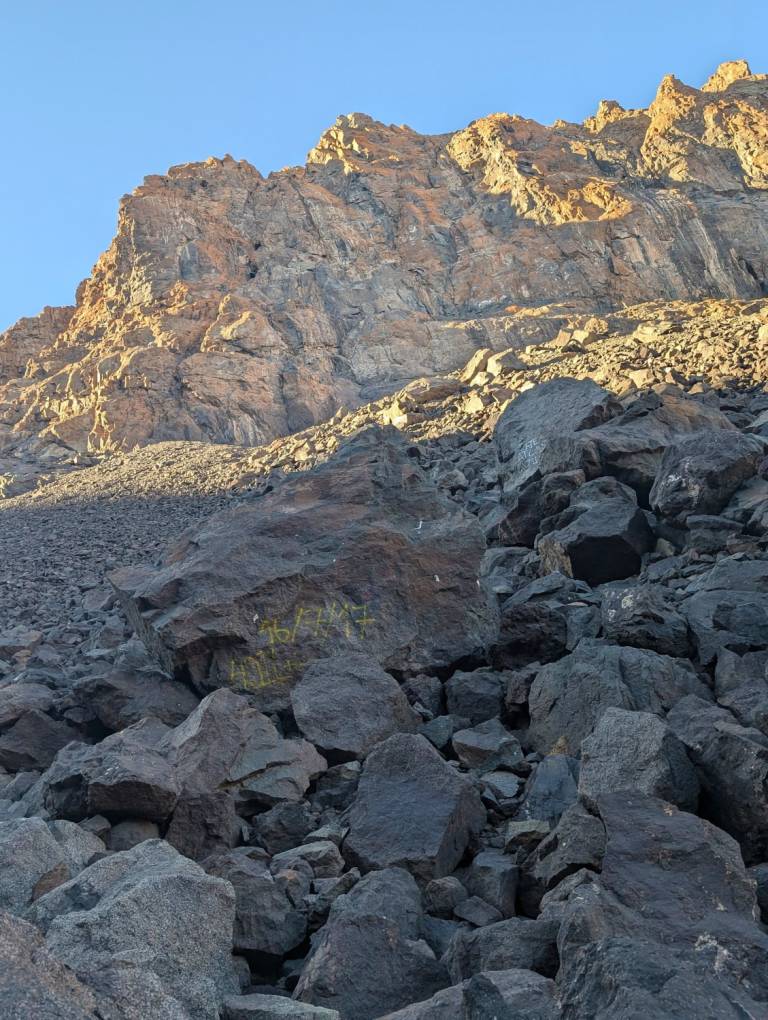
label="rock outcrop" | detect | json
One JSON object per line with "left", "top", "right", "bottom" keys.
{"left": 1, "top": 57, "right": 768, "bottom": 1020}
{"left": 1, "top": 61, "right": 768, "bottom": 495}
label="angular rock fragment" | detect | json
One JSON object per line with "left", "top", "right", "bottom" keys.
{"left": 29, "top": 839, "right": 240, "bottom": 1019}
{"left": 291, "top": 654, "right": 417, "bottom": 760}
{"left": 294, "top": 914, "right": 449, "bottom": 1020}
{"left": 667, "top": 694, "right": 768, "bottom": 863}
{"left": 650, "top": 429, "right": 764, "bottom": 522}
{"left": 344, "top": 734, "right": 485, "bottom": 880}
{"left": 527, "top": 639, "right": 708, "bottom": 754}
{"left": 578, "top": 707, "right": 699, "bottom": 811}
{"left": 444, "top": 916, "right": 560, "bottom": 982}
{"left": 378, "top": 968, "right": 558, "bottom": 1020}
{"left": 537, "top": 477, "right": 655, "bottom": 585}
{"left": 494, "top": 378, "right": 621, "bottom": 488}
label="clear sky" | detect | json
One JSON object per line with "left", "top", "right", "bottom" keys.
{"left": 1, "top": 0, "right": 766, "bottom": 330}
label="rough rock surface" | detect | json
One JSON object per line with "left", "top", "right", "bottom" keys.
{"left": 3, "top": 61, "right": 768, "bottom": 494}
{"left": 2, "top": 58, "right": 768, "bottom": 1020}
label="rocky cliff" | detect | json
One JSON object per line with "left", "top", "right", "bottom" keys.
{"left": 1, "top": 60, "right": 767, "bottom": 494}
{"left": 2, "top": 58, "right": 768, "bottom": 1020}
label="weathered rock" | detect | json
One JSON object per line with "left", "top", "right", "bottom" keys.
{"left": 451, "top": 718, "right": 523, "bottom": 772}
{"left": 28, "top": 839, "right": 239, "bottom": 1019}
{"left": 465, "top": 850, "right": 518, "bottom": 918}
{"left": 204, "top": 847, "right": 307, "bottom": 960}
{"left": 344, "top": 734, "right": 485, "bottom": 880}
{"left": 328, "top": 866, "right": 422, "bottom": 938}
{"left": 379, "top": 968, "right": 558, "bottom": 1020}
{"left": 494, "top": 379, "right": 621, "bottom": 488}
{"left": 519, "top": 803, "right": 606, "bottom": 915}
{"left": 112, "top": 430, "right": 498, "bottom": 705}
{"left": 527, "top": 639, "right": 708, "bottom": 755}
{"left": 444, "top": 668, "right": 506, "bottom": 726}
{"left": 291, "top": 654, "right": 418, "bottom": 760}
{"left": 650, "top": 429, "right": 765, "bottom": 522}
{"left": 73, "top": 638, "right": 200, "bottom": 732}
{"left": 294, "top": 914, "right": 449, "bottom": 1020}
{"left": 558, "top": 792, "right": 768, "bottom": 1010}
{"left": 578, "top": 707, "right": 699, "bottom": 811}
{"left": 250, "top": 801, "right": 318, "bottom": 856}
{"left": 0, "top": 817, "right": 102, "bottom": 915}
{"left": 517, "top": 754, "right": 579, "bottom": 825}
{"left": 667, "top": 694, "right": 768, "bottom": 863}
{"left": 106, "top": 818, "right": 160, "bottom": 851}
{"left": 444, "top": 917, "right": 560, "bottom": 982}
{"left": 42, "top": 690, "right": 326, "bottom": 863}
{"left": 0, "top": 708, "right": 81, "bottom": 772}
{"left": 600, "top": 584, "right": 690, "bottom": 656}
{"left": 424, "top": 876, "right": 468, "bottom": 919}
{"left": 0, "top": 910, "right": 105, "bottom": 1019}
{"left": 537, "top": 477, "right": 655, "bottom": 586}
{"left": 222, "top": 995, "right": 340, "bottom": 1020}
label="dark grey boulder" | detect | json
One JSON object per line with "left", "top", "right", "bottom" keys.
{"left": 650, "top": 429, "right": 765, "bottom": 522}
{"left": 494, "top": 378, "right": 621, "bottom": 488}
{"left": 577, "top": 387, "right": 737, "bottom": 503}
{"left": 600, "top": 584, "right": 690, "bottom": 657}
{"left": 28, "top": 839, "right": 239, "bottom": 1019}
{"left": 558, "top": 936, "right": 766, "bottom": 1019}
{"left": 444, "top": 916, "right": 560, "bottom": 982}
{"left": 73, "top": 637, "right": 199, "bottom": 732}
{"left": 527, "top": 639, "right": 708, "bottom": 755}
{"left": 667, "top": 694, "right": 768, "bottom": 863}
{"left": 517, "top": 754, "right": 579, "bottom": 825}
{"left": 537, "top": 478, "right": 655, "bottom": 586}
{"left": 294, "top": 914, "right": 449, "bottom": 1020}
{"left": 378, "top": 967, "right": 558, "bottom": 1020}
{"left": 204, "top": 847, "right": 307, "bottom": 960}
{"left": 0, "top": 817, "right": 102, "bottom": 915}
{"left": 250, "top": 801, "right": 318, "bottom": 856}
{"left": 222, "top": 995, "right": 340, "bottom": 1019}
{"left": 578, "top": 707, "right": 699, "bottom": 811}
{"left": 465, "top": 850, "right": 518, "bottom": 918}
{"left": 106, "top": 818, "right": 160, "bottom": 851}
{"left": 328, "top": 866, "right": 422, "bottom": 937}
{"left": 344, "top": 734, "right": 485, "bottom": 881}
{"left": 452, "top": 718, "right": 523, "bottom": 772}
{"left": 424, "top": 876, "right": 468, "bottom": 919}
{"left": 111, "top": 428, "right": 499, "bottom": 706}
{"left": 0, "top": 910, "right": 105, "bottom": 1019}
{"left": 557, "top": 793, "right": 768, "bottom": 1006}
{"left": 683, "top": 587, "right": 768, "bottom": 665}
{"left": 291, "top": 654, "right": 417, "bottom": 760}
{"left": 445, "top": 668, "right": 506, "bottom": 726}
{"left": 0, "top": 708, "right": 81, "bottom": 772}
{"left": 519, "top": 803, "right": 605, "bottom": 916}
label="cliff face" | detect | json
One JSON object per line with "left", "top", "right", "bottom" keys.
{"left": 1, "top": 60, "right": 767, "bottom": 474}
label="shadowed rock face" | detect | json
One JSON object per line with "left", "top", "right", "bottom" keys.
{"left": 110, "top": 427, "right": 499, "bottom": 704}
{"left": 1, "top": 60, "right": 768, "bottom": 475}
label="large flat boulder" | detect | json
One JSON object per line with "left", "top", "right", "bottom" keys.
{"left": 111, "top": 428, "right": 498, "bottom": 709}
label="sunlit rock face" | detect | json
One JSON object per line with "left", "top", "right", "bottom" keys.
{"left": 1, "top": 60, "right": 767, "bottom": 470}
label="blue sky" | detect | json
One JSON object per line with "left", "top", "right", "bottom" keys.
{"left": 1, "top": 0, "right": 766, "bottom": 330}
